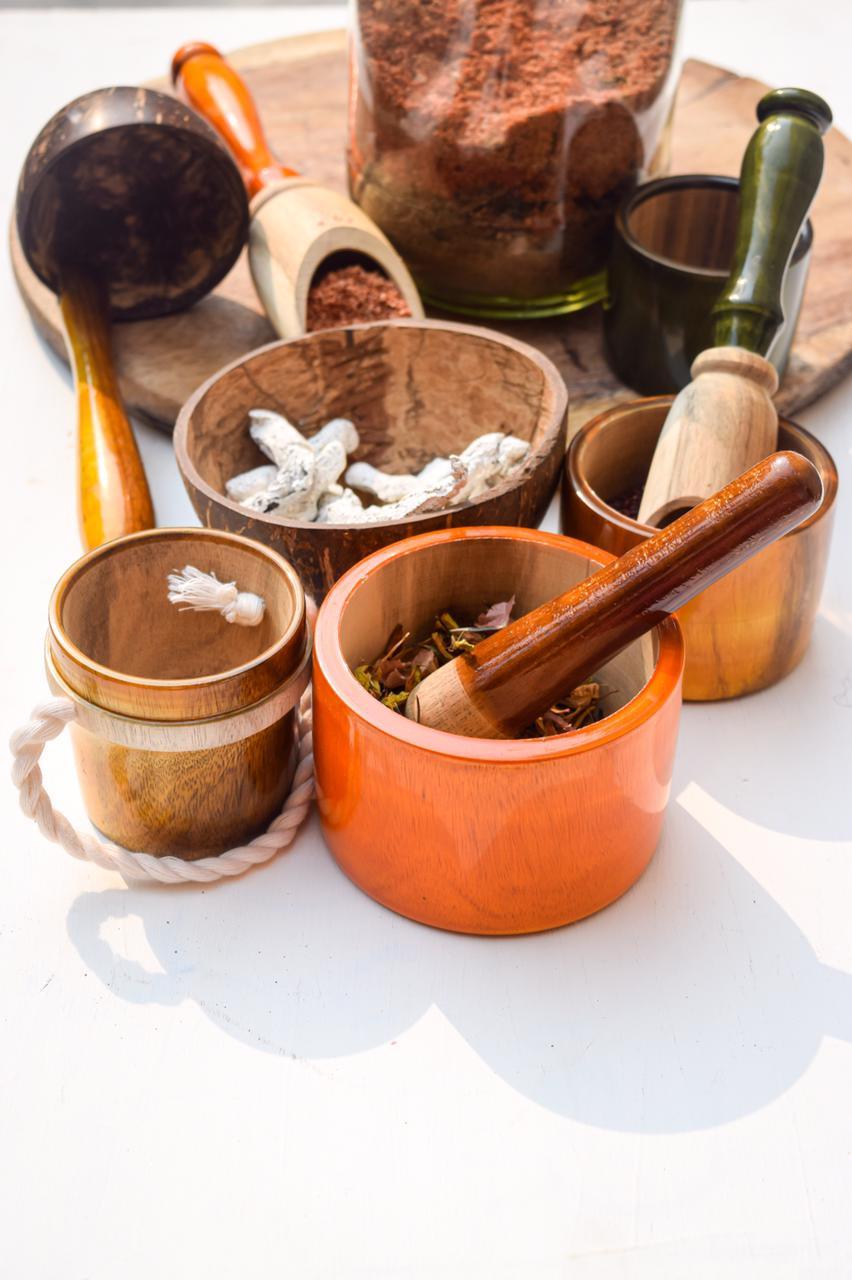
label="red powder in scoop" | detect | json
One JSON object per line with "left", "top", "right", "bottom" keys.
{"left": 307, "top": 264, "right": 412, "bottom": 331}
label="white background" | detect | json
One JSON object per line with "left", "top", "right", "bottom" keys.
{"left": 1, "top": 3, "right": 851, "bottom": 1276}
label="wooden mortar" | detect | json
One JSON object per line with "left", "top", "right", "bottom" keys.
{"left": 562, "top": 398, "right": 837, "bottom": 701}
{"left": 312, "top": 526, "right": 685, "bottom": 935}
{"left": 47, "top": 528, "right": 309, "bottom": 858}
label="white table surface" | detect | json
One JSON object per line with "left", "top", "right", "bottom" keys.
{"left": 2, "top": 4, "right": 851, "bottom": 1276}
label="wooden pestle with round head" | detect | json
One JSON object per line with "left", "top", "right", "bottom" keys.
{"left": 171, "top": 43, "right": 424, "bottom": 339}
{"left": 407, "top": 451, "right": 822, "bottom": 739}
{"left": 637, "top": 88, "right": 832, "bottom": 528}
{"left": 16, "top": 86, "right": 248, "bottom": 549}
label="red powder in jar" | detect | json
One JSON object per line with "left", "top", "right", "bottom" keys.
{"left": 307, "top": 264, "right": 412, "bottom": 331}
{"left": 351, "top": 0, "right": 680, "bottom": 301}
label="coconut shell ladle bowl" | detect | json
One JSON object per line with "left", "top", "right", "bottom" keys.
{"left": 171, "top": 42, "right": 424, "bottom": 338}
{"left": 407, "top": 451, "right": 822, "bottom": 739}
{"left": 636, "top": 88, "right": 832, "bottom": 528}
{"left": 16, "top": 86, "right": 248, "bottom": 550}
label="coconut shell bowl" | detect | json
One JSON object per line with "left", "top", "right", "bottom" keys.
{"left": 312, "top": 525, "right": 685, "bottom": 936}
{"left": 174, "top": 319, "right": 567, "bottom": 601}
{"left": 562, "top": 399, "right": 837, "bottom": 702}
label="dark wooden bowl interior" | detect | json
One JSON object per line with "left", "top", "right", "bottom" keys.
{"left": 184, "top": 324, "right": 554, "bottom": 493}
{"left": 627, "top": 184, "right": 741, "bottom": 273}
{"left": 58, "top": 533, "right": 296, "bottom": 681}
{"left": 17, "top": 88, "right": 248, "bottom": 318}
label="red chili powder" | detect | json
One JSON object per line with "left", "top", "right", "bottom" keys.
{"left": 307, "top": 264, "right": 412, "bottom": 331}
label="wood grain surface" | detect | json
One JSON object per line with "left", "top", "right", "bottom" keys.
{"left": 10, "top": 32, "right": 852, "bottom": 432}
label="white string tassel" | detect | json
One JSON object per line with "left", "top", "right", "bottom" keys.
{"left": 167, "top": 566, "right": 265, "bottom": 627}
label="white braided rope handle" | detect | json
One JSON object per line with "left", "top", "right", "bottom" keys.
{"left": 9, "top": 691, "right": 314, "bottom": 884}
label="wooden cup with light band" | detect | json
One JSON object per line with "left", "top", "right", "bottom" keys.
{"left": 45, "top": 528, "right": 309, "bottom": 859}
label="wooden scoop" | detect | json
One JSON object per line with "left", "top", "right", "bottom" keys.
{"left": 16, "top": 86, "right": 248, "bottom": 549}
{"left": 407, "top": 451, "right": 822, "bottom": 738}
{"left": 637, "top": 89, "right": 831, "bottom": 528}
{"left": 171, "top": 42, "right": 424, "bottom": 338}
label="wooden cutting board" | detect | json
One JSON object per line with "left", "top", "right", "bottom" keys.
{"left": 11, "top": 30, "right": 852, "bottom": 433}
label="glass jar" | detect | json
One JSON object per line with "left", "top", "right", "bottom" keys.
{"left": 348, "top": 0, "right": 683, "bottom": 318}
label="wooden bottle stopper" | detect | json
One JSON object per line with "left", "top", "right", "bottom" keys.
{"left": 407, "top": 451, "right": 822, "bottom": 738}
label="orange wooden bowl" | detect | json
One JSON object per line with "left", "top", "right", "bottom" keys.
{"left": 562, "top": 399, "right": 837, "bottom": 701}
{"left": 312, "top": 526, "right": 684, "bottom": 935}
{"left": 174, "top": 319, "right": 567, "bottom": 602}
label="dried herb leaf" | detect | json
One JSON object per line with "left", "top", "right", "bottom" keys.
{"left": 354, "top": 601, "right": 606, "bottom": 738}
{"left": 475, "top": 596, "right": 515, "bottom": 629}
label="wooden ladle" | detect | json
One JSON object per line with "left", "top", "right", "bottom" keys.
{"left": 407, "top": 451, "right": 822, "bottom": 738}
{"left": 16, "top": 86, "right": 248, "bottom": 549}
{"left": 637, "top": 88, "right": 831, "bottom": 528}
{"left": 171, "top": 42, "right": 424, "bottom": 338}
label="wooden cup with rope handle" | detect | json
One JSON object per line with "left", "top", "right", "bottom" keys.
{"left": 637, "top": 88, "right": 831, "bottom": 527}
{"left": 407, "top": 451, "right": 822, "bottom": 738}
{"left": 15, "top": 85, "right": 248, "bottom": 551}
{"left": 171, "top": 42, "right": 424, "bottom": 339}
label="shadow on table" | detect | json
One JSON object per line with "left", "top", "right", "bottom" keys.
{"left": 65, "top": 803, "right": 852, "bottom": 1134}
{"left": 674, "top": 613, "right": 852, "bottom": 844}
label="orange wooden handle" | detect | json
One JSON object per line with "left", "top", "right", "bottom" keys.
{"left": 172, "top": 42, "right": 297, "bottom": 197}
{"left": 60, "top": 271, "right": 155, "bottom": 551}
{"left": 460, "top": 451, "right": 822, "bottom": 734}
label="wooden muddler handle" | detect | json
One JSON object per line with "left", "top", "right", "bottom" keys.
{"left": 172, "top": 42, "right": 297, "bottom": 197}
{"left": 408, "top": 452, "right": 822, "bottom": 739}
{"left": 60, "top": 269, "right": 154, "bottom": 550}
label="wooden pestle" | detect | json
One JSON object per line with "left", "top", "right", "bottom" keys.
{"left": 171, "top": 42, "right": 424, "bottom": 338}
{"left": 60, "top": 269, "right": 154, "bottom": 549}
{"left": 637, "top": 89, "right": 831, "bottom": 528}
{"left": 407, "top": 451, "right": 822, "bottom": 738}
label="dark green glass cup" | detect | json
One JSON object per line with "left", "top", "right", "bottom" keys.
{"left": 603, "top": 174, "right": 812, "bottom": 394}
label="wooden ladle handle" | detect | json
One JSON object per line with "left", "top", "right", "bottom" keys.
{"left": 713, "top": 87, "right": 831, "bottom": 354}
{"left": 408, "top": 451, "right": 822, "bottom": 738}
{"left": 60, "top": 271, "right": 154, "bottom": 550}
{"left": 172, "top": 42, "right": 297, "bottom": 197}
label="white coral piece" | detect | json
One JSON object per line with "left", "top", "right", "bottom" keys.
{"left": 243, "top": 442, "right": 317, "bottom": 519}
{"left": 225, "top": 464, "right": 278, "bottom": 503}
{"left": 344, "top": 461, "right": 422, "bottom": 504}
{"left": 248, "top": 409, "right": 306, "bottom": 465}
{"left": 228, "top": 415, "right": 527, "bottom": 526}
{"left": 310, "top": 418, "right": 359, "bottom": 454}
